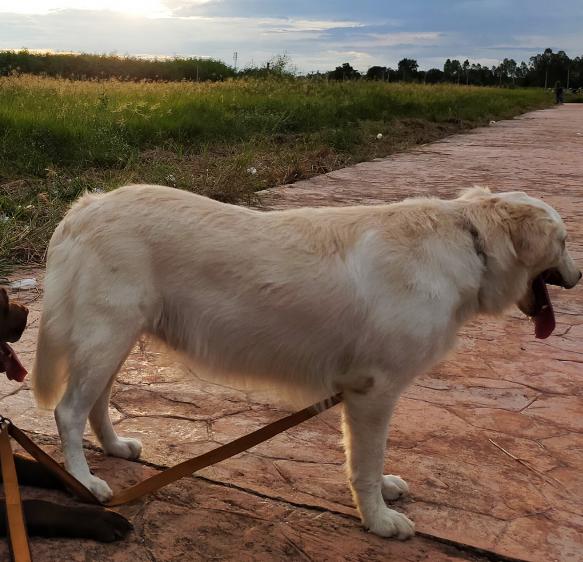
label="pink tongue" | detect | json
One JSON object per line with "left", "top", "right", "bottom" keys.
{"left": 0, "top": 342, "right": 28, "bottom": 382}
{"left": 533, "top": 277, "right": 556, "bottom": 339}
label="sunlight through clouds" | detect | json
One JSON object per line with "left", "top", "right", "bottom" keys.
{"left": 0, "top": 0, "right": 173, "bottom": 18}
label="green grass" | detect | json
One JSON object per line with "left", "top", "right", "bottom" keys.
{"left": 566, "top": 91, "right": 583, "bottom": 103}
{"left": 0, "top": 75, "right": 553, "bottom": 267}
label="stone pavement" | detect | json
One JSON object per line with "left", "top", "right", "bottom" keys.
{"left": 2, "top": 105, "right": 582, "bottom": 561}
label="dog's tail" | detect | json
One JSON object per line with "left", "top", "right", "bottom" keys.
{"left": 34, "top": 192, "right": 105, "bottom": 409}
{"left": 33, "top": 322, "right": 67, "bottom": 409}
{"left": 32, "top": 275, "right": 70, "bottom": 409}
{"left": 32, "top": 216, "right": 80, "bottom": 409}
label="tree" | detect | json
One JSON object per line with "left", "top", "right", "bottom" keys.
{"left": 527, "top": 48, "right": 573, "bottom": 88}
{"left": 397, "top": 58, "right": 418, "bottom": 81}
{"left": 366, "top": 66, "right": 388, "bottom": 81}
{"left": 462, "top": 59, "right": 470, "bottom": 85}
{"left": 425, "top": 68, "right": 444, "bottom": 84}
{"left": 495, "top": 58, "right": 518, "bottom": 85}
{"left": 329, "top": 62, "right": 361, "bottom": 81}
{"left": 443, "top": 59, "right": 463, "bottom": 83}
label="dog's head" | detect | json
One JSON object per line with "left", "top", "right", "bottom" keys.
{"left": 0, "top": 288, "right": 29, "bottom": 381}
{"left": 459, "top": 187, "right": 581, "bottom": 338}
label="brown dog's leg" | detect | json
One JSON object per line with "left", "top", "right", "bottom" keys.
{"left": 0, "top": 454, "right": 65, "bottom": 490}
{"left": 12, "top": 454, "right": 66, "bottom": 490}
{"left": 0, "top": 500, "right": 132, "bottom": 542}
{"left": 0, "top": 455, "right": 133, "bottom": 542}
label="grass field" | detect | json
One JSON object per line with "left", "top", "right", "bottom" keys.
{"left": 0, "top": 75, "right": 552, "bottom": 267}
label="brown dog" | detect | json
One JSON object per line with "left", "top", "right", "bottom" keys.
{"left": 0, "top": 287, "right": 132, "bottom": 542}
{"left": 0, "top": 288, "right": 28, "bottom": 381}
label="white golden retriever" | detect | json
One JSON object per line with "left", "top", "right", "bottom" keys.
{"left": 33, "top": 185, "right": 580, "bottom": 538}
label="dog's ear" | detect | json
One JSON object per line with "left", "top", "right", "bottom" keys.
{"left": 0, "top": 288, "right": 8, "bottom": 314}
{"left": 500, "top": 201, "right": 557, "bottom": 267}
{"left": 464, "top": 195, "right": 556, "bottom": 271}
{"left": 457, "top": 186, "right": 492, "bottom": 201}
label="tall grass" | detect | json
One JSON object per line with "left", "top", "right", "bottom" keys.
{"left": 0, "top": 75, "right": 552, "bottom": 267}
{"left": 0, "top": 76, "right": 551, "bottom": 176}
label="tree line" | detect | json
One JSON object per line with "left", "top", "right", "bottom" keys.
{"left": 321, "top": 49, "right": 583, "bottom": 89}
{"left": 0, "top": 50, "right": 235, "bottom": 81}
{"left": 1, "top": 48, "right": 581, "bottom": 89}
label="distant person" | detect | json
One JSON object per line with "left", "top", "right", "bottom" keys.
{"left": 555, "top": 81, "right": 564, "bottom": 104}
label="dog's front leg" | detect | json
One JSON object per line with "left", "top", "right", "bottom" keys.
{"left": 342, "top": 389, "right": 414, "bottom": 539}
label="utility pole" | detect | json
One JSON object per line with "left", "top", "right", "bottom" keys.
{"left": 233, "top": 51, "right": 238, "bottom": 72}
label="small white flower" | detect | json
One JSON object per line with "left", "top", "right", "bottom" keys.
{"left": 247, "top": 167, "right": 257, "bottom": 175}
{"left": 165, "top": 174, "right": 176, "bottom": 183}
{"left": 489, "top": 120, "right": 496, "bottom": 125}
{"left": 376, "top": 133, "right": 383, "bottom": 140}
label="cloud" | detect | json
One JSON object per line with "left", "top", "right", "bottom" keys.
{"left": 258, "top": 19, "right": 364, "bottom": 34}
{"left": 354, "top": 32, "right": 443, "bottom": 48}
{"left": 0, "top": 0, "right": 172, "bottom": 17}
{"left": 0, "top": 1, "right": 581, "bottom": 72}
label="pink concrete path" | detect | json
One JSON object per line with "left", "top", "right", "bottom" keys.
{"left": 2, "top": 104, "right": 582, "bottom": 561}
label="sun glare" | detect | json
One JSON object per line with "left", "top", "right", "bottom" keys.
{"left": 0, "top": 1, "right": 171, "bottom": 18}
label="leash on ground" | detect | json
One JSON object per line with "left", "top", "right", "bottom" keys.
{"left": 0, "top": 422, "right": 32, "bottom": 562}
{"left": 0, "top": 394, "right": 342, "bottom": 562}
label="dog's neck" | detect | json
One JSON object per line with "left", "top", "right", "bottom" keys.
{"left": 466, "top": 222, "right": 487, "bottom": 265}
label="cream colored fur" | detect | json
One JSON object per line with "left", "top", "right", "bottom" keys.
{"left": 33, "top": 184, "right": 580, "bottom": 538}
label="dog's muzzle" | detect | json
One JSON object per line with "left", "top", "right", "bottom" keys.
{"left": 544, "top": 268, "right": 582, "bottom": 289}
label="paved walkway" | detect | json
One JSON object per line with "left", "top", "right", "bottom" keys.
{"left": 2, "top": 105, "right": 582, "bottom": 561}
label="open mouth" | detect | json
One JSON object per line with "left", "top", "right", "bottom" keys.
{"left": 531, "top": 274, "right": 555, "bottom": 340}
{"left": 0, "top": 341, "right": 28, "bottom": 382}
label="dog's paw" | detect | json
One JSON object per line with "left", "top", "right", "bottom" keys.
{"left": 364, "top": 507, "right": 415, "bottom": 539}
{"left": 381, "top": 475, "right": 409, "bottom": 501}
{"left": 103, "top": 437, "right": 142, "bottom": 460}
{"left": 85, "top": 474, "right": 114, "bottom": 503}
{"left": 91, "top": 509, "right": 133, "bottom": 542}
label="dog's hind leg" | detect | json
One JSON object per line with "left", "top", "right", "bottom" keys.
{"left": 54, "top": 317, "right": 140, "bottom": 502}
{"left": 342, "top": 387, "right": 414, "bottom": 539}
{"left": 89, "top": 377, "right": 142, "bottom": 460}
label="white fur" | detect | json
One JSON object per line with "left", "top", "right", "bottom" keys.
{"left": 32, "top": 184, "right": 580, "bottom": 537}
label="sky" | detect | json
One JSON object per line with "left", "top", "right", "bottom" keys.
{"left": 0, "top": 1, "right": 582, "bottom": 73}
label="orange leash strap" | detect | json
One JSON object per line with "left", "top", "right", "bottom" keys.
{"left": 106, "top": 393, "right": 342, "bottom": 506}
{"left": 7, "top": 424, "right": 100, "bottom": 504}
{"left": 0, "top": 424, "right": 32, "bottom": 562}
{"left": 6, "top": 394, "right": 342, "bottom": 507}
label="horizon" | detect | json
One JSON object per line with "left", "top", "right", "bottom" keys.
{"left": 0, "top": 1, "right": 582, "bottom": 73}
{"left": 1, "top": 46, "right": 581, "bottom": 76}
